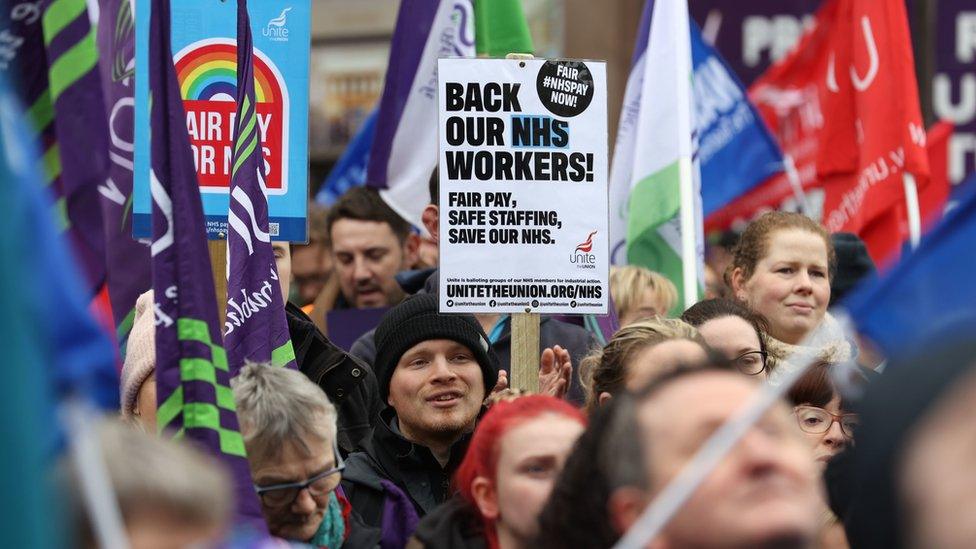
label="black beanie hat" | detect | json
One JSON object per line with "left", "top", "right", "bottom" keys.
{"left": 373, "top": 294, "right": 498, "bottom": 402}
{"left": 830, "top": 232, "right": 877, "bottom": 305}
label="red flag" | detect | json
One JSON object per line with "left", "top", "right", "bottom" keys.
{"left": 920, "top": 121, "right": 954, "bottom": 231}
{"left": 707, "top": 0, "right": 930, "bottom": 262}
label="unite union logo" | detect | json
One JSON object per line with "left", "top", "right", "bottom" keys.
{"left": 263, "top": 7, "right": 292, "bottom": 42}
{"left": 570, "top": 230, "right": 597, "bottom": 268}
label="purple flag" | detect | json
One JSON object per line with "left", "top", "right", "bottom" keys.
{"left": 1, "top": 0, "right": 108, "bottom": 296}
{"left": 148, "top": 0, "right": 266, "bottom": 532}
{"left": 224, "top": 0, "right": 296, "bottom": 372}
{"left": 96, "top": 0, "right": 152, "bottom": 354}
{"left": 365, "top": 0, "right": 475, "bottom": 226}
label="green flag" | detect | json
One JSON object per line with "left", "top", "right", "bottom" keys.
{"left": 475, "top": 0, "right": 534, "bottom": 56}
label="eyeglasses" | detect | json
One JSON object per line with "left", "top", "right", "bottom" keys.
{"left": 253, "top": 439, "right": 346, "bottom": 508}
{"left": 793, "top": 405, "right": 859, "bottom": 438}
{"left": 732, "top": 350, "right": 768, "bottom": 376}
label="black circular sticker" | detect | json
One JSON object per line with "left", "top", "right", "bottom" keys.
{"left": 536, "top": 60, "right": 594, "bottom": 118}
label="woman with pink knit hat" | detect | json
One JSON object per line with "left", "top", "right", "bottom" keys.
{"left": 119, "top": 290, "right": 157, "bottom": 431}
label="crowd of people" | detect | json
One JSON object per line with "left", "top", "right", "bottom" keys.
{"left": 77, "top": 180, "right": 975, "bottom": 549}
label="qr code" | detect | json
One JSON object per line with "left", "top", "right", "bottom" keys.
{"left": 269, "top": 222, "right": 279, "bottom": 237}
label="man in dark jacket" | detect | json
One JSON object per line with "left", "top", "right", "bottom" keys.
{"left": 350, "top": 270, "right": 596, "bottom": 405}
{"left": 286, "top": 302, "right": 381, "bottom": 455}
{"left": 275, "top": 241, "right": 382, "bottom": 455}
{"left": 341, "top": 294, "right": 499, "bottom": 533}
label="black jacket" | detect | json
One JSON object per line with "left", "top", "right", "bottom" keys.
{"left": 341, "top": 408, "right": 472, "bottom": 528}
{"left": 286, "top": 302, "right": 382, "bottom": 455}
{"left": 411, "top": 495, "right": 487, "bottom": 549}
{"left": 349, "top": 271, "right": 598, "bottom": 405}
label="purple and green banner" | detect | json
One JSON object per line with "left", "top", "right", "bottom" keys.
{"left": 96, "top": 0, "right": 151, "bottom": 354}
{"left": 224, "top": 0, "right": 296, "bottom": 371}
{"left": 148, "top": 0, "right": 265, "bottom": 531}
{"left": 1, "top": 0, "right": 110, "bottom": 296}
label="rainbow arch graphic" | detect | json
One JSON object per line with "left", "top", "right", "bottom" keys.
{"left": 174, "top": 39, "right": 283, "bottom": 103}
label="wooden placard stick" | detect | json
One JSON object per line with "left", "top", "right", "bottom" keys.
{"left": 510, "top": 309, "right": 540, "bottom": 392}
{"left": 504, "top": 52, "right": 540, "bottom": 393}
{"left": 209, "top": 239, "right": 227, "bottom": 326}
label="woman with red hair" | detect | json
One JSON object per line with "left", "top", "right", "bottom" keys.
{"left": 408, "top": 395, "right": 587, "bottom": 549}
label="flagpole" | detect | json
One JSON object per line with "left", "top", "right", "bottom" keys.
{"left": 903, "top": 172, "right": 922, "bottom": 248}
{"left": 783, "top": 154, "right": 810, "bottom": 216}
{"left": 678, "top": 156, "right": 697, "bottom": 309}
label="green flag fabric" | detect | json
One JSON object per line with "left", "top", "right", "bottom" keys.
{"left": 475, "top": 0, "right": 534, "bottom": 56}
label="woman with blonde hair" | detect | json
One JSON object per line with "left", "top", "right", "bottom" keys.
{"left": 727, "top": 212, "right": 853, "bottom": 381}
{"left": 609, "top": 265, "right": 678, "bottom": 325}
{"left": 579, "top": 317, "right": 709, "bottom": 414}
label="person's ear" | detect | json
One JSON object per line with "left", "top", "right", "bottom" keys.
{"left": 402, "top": 233, "right": 421, "bottom": 269}
{"left": 730, "top": 267, "right": 748, "bottom": 302}
{"left": 471, "top": 476, "right": 499, "bottom": 521}
{"left": 598, "top": 391, "right": 613, "bottom": 406}
{"left": 607, "top": 487, "right": 648, "bottom": 537}
{"left": 422, "top": 205, "right": 440, "bottom": 243}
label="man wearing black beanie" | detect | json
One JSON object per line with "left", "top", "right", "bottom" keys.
{"left": 341, "top": 293, "right": 500, "bottom": 537}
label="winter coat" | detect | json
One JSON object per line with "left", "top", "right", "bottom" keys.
{"left": 765, "top": 313, "right": 855, "bottom": 385}
{"left": 409, "top": 495, "right": 487, "bottom": 549}
{"left": 287, "top": 302, "right": 382, "bottom": 455}
{"left": 349, "top": 270, "right": 599, "bottom": 405}
{"left": 341, "top": 409, "right": 472, "bottom": 538}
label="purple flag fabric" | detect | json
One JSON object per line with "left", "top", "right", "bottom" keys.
{"left": 365, "top": 0, "right": 475, "bottom": 226}
{"left": 96, "top": 0, "right": 151, "bottom": 355}
{"left": 1, "top": 0, "right": 108, "bottom": 296}
{"left": 40, "top": 0, "right": 109, "bottom": 296}
{"left": 224, "top": 0, "right": 296, "bottom": 372}
{"left": 148, "top": 0, "right": 266, "bottom": 532}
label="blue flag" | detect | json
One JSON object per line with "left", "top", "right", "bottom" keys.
{"left": 690, "top": 22, "right": 784, "bottom": 217}
{"left": 224, "top": 0, "right": 296, "bottom": 372}
{"left": 845, "top": 180, "right": 976, "bottom": 358}
{"left": 0, "top": 66, "right": 118, "bottom": 547}
{"left": 148, "top": 0, "right": 266, "bottom": 531}
{"left": 315, "top": 108, "right": 376, "bottom": 206}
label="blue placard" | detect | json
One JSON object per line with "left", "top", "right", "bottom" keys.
{"left": 133, "top": 0, "right": 310, "bottom": 242}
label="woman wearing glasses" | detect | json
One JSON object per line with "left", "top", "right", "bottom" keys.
{"left": 787, "top": 362, "right": 860, "bottom": 466}
{"left": 232, "top": 363, "right": 368, "bottom": 547}
{"left": 681, "top": 298, "right": 771, "bottom": 378}
{"left": 787, "top": 362, "right": 864, "bottom": 549}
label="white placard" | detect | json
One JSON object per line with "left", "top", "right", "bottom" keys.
{"left": 438, "top": 58, "right": 609, "bottom": 315}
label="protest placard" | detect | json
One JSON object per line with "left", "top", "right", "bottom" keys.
{"left": 438, "top": 58, "right": 609, "bottom": 315}
{"left": 132, "top": 0, "right": 310, "bottom": 242}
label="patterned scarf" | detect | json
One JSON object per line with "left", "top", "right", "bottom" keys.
{"left": 308, "top": 491, "right": 351, "bottom": 549}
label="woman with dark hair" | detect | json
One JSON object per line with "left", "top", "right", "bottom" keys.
{"left": 787, "top": 363, "right": 861, "bottom": 468}
{"left": 409, "top": 395, "right": 586, "bottom": 549}
{"left": 681, "top": 298, "right": 770, "bottom": 377}
{"left": 787, "top": 362, "right": 867, "bottom": 549}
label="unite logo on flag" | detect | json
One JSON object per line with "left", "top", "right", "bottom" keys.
{"left": 173, "top": 39, "right": 289, "bottom": 194}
